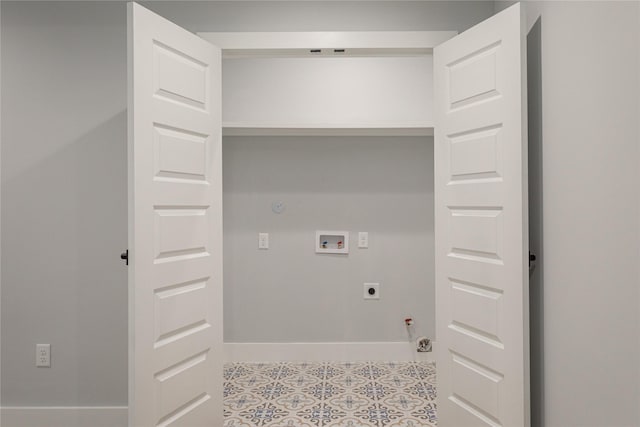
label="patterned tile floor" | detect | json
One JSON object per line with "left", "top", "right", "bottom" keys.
{"left": 224, "top": 361, "right": 437, "bottom": 427}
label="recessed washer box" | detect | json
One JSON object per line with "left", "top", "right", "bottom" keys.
{"left": 316, "top": 231, "right": 349, "bottom": 254}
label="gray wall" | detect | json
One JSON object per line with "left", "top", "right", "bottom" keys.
{"left": 222, "top": 55, "right": 436, "bottom": 343}
{"left": 223, "top": 136, "right": 433, "bottom": 343}
{"left": 1, "top": 2, "right": 128, "bottom": 406}
{"left": 0, "top": 0, "right": 494, "bottom": 407}
{"left": 143, "top": 1, "right": 495, "bottom": 32}
{"left": 496, "top": 2, "right": 640, "bottom": 427}
{"left": 3, "top": 1, "right": 639, "bottom": 425}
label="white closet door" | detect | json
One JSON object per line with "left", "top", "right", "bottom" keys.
{"left": 127, "top": 3, "right": 222, "bottom": 426}
{"left": 434, "top": 3, "right": 529, "bottom": 427}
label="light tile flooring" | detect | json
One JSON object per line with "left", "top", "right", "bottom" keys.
{"left": 224, "top": 361, "right": 437, "bottom": 426}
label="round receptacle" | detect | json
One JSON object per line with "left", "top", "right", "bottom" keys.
{"left": 363, "top": 283, "right": 380, "bottom": 300}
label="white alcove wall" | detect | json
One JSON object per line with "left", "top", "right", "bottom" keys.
{"left": 222, "top": 54, "right": 434, "bottom": 130}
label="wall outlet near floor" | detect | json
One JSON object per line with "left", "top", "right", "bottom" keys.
{"left": 364, "top": 283, "right": 380, "bottom": 300}
{"left": 36, "top": 344, "right": 51, "bottom": 367}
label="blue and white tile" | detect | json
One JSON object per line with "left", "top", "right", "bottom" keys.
{"left": 224, "top": 361, "right": 437, "bottom": 427}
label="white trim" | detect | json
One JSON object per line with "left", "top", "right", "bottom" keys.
{"left": 198, "top": 31, "right": 456, "bottom": 52}
{"left": 1, "top": 407, "right": 128, "bottom": 427}
{"left": 224, "top": 342, "right": 435, "bottom": 363}
{"left": 223, "top": 124, "right": 434, "bottom": 137}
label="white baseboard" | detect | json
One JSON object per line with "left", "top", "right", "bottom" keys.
{"left": 223, "top": 341, "right": 435, "bottom": 363}
{"left": 1, "top": 406, "right": 128, "bottom": 427}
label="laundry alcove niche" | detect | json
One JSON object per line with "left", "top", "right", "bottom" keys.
{"left": 214, "top": 36, "right": 441, "bottom": 360}
{"left": 128, "top": 4, "right": 530, "bottom": 426}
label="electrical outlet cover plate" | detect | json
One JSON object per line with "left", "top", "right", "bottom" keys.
{"left": 258, "top": 232, "right": 269, "bottom": 249}
{"left": 358, "top": 232, "right": 369, "bottom": 248}
{"left": 36, "top": 344, "right": 50, "bottom": 367}
{"left": 364, "top": 283, "right": 380, "bottom": 300}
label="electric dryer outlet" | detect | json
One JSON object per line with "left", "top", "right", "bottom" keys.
{"left": 363, "top": 283, "right": 380, "bottom": 300}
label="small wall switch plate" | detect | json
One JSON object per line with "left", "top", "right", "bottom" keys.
{"left": 258, "top": 233, "right": 269, "bottom": 249}
{"left": 36, "top": 344, "right": 50, "bottom": 367}
{"left": 364, "top": 283, "right": 380, "bottom": 300}
{"left": 358, "top": 232, "right": 369, "bottom": 248}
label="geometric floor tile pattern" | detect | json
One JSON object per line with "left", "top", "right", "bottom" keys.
{"left": 224, "top": 361, "right": 437, "bottom": 426}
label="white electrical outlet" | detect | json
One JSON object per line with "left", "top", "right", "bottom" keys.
{"left": 358, "top": 232, "right": 369, "bottom": 248}
{"left": 258, "top": 233, "right": 269, "bottom": 249}
{"left": 364, "top": 283, "right": 380, "bottom": 300}
{"left": 36, "top": 344, "right": 50, "bottom": 367}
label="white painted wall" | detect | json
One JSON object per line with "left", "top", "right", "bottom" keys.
{"left": 495, "top": 2, "right": 640, "bottom": 426}
{"left": 223, "top": 136, "right": 433, "bottom": 343}
{"left": 223, "top": 56, "right": 433, "bottom": 126}
{"left": 0, "top": 0, "right": 495, "bottom": 410}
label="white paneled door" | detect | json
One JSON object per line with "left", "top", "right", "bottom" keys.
{"left": 127, "top": 3, "right": 222, "bottom": 426}
{"left": 434, "top": 3, "right": 529, "bottom": 427}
